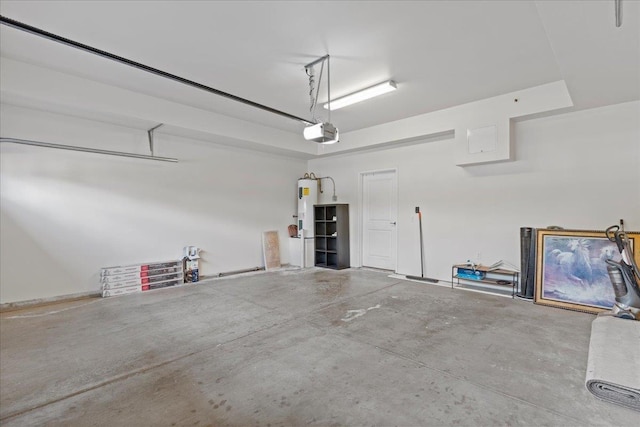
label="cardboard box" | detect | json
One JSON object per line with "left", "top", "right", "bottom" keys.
{"left": 100, "top": 260, "right": 183, "bottom": 296}
{"left": 102, "top": 277, "right": 151, "bottom": 289}
{"left": 101, "top": 266, "right": 143, "bottom": 276}
{"left": 146, "top": 267, "right": 181, "bottom": 277}
{"left": 101, "top": 260, "right": 181, "bottom": 276}
{"left": 102, "top": 285, "right": 142, "bottom": 297}
{"left": 147, "top": 272, "right": 183, "bottom": 283}
{"left": 148, "top": 261, "right": 181, "bottom": 269}
{"left": 146, "top": 279, "right": 183, "bottom": 290}
{"left": 101, "top": 272, "right": 144, "bottom": 283}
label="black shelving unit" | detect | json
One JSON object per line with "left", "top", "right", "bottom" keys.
{"left": 314, "top": 204, "right": 350, "bottom": 270}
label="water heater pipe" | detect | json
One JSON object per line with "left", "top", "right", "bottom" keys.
{"left": 318, "top": 176, "right": 337, "bottom": 201}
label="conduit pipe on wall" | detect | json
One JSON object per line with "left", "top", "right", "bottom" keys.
{"left": 318, "top": 176, "right": 337, "bottom": 201}
{"left": 0, "top": 137, "right": 179, "bottom": 163}
{"left": 300, "top": 173, "right": 338, "bottom": 201}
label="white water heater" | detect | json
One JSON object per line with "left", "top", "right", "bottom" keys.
{"left": 297, "top": 179, "right": 318, "bottom": 238}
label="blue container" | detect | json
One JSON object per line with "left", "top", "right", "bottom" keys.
{"left": 457, "top": 268, "right": 485, "bottom": 280}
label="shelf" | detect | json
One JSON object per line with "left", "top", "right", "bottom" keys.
{"left": 452, "top": 275, "right": 514, "bottom": 287}
{"left": 326, "top": 222, "right": 337, "bottom": 235}
{"left": 327, "top": 238, "right": 337, "bottom": 253}
{"left": 315, "top": 251, "right": 327, "bottom": 266}
{"left": 452, "top": 264, "right": 518, "bottom": 276}
{"left": 314, "top": 204, "right": 350, "bottom": 270}
{"left": 453, "top": 282, "right": 515, "bottom": 298}
{"left": 451, "top": 264, "right": 518, "bottom": 299}
{"left": 315, "top": 237, "right": 327, "bottom": 251}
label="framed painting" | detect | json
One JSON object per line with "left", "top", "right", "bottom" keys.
{"left": 534, "top": 228, "right": 639, "bottom": 314}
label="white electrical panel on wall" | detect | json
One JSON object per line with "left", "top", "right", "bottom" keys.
{"left": 467, "top": 125, "right": 497, "bottom": 154}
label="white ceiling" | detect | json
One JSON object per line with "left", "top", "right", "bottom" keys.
{"left": 1, "top": 0, "right": 638, "bottom": 135}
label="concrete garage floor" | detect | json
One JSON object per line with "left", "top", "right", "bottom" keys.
{"left": 0, "top": 268, "right": 636, "bottom": 426}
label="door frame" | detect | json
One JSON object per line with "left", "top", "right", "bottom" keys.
{"left": 358, "top": 168, "right": 399, "bottom": 272}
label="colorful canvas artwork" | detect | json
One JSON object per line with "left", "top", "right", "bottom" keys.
{"left": 535, "top": 229, "right": 638, "bottom": 314}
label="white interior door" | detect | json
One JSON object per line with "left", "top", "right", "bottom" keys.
{"left": 362, "top": 170, "right": 397, "bottom": 271}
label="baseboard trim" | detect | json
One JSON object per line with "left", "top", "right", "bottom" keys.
{"left": 0, "top": 291, "right": 101, "bottom": 313}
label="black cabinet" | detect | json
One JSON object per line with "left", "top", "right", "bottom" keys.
{"left": 314, "top": 204, "right": 350, "bottom": 270}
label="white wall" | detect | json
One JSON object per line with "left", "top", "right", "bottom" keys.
{"left": 2, "top": 101, "right": 638, "bottom": 304}
{"left": 308, "top": 101, "right": 640, "bottom": 280}
{"left": 0, "top": 104, "right": 307, "bottom": 304}
{"left": 319, "top": 80, "right": 573, "bottom": 166}
{"left": 1, "top": 58, "right": 316, "bottom": 157}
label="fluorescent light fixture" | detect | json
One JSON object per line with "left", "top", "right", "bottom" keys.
{"left": 323, "top": 80, "right": 397, "bottom": 110}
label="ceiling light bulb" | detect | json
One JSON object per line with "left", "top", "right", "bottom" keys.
{"left": 324, "top": 80, "right": 397, "bottom": 111}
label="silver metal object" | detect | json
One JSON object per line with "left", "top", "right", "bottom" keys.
{"left": 217, "top": 266, "right": 264, "bottom": 277}
{"left": 318, "top": 176, "right": 337, "bottom": 201}
{"left": 307, "top": 60, "right": 325, "bottom": 123}
{"left": 0, "top": 137, "right": 178, "bottom": 163}
{"left": 305, "top": 55, "right": 331, "bottom": 124}
{"left": 615, "top": 0, "right": 622, "bottom": 27}
{"left": 303, "top": 55, "right": 338, "bottom": 143}
{"left": 604, "top": 225, "right": 640, "bottom": 319}
{"left": 304, "top": 55, "right": 330, "bottom": 70}
{"left": 147, "top": 123, "right": 163, "bottom": 156}
{"left": 327, "top": 55, "right": 332, "bottom": 119}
